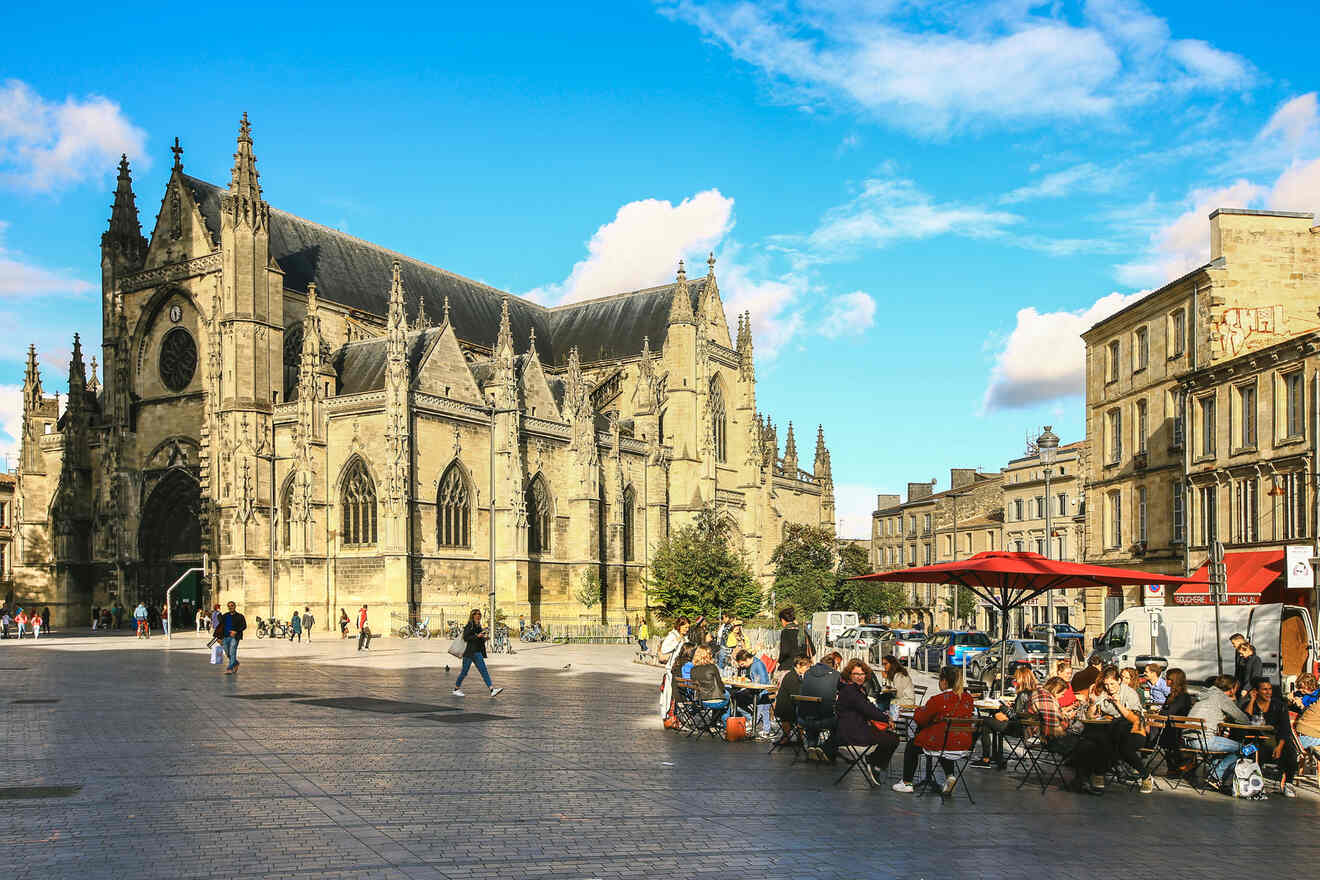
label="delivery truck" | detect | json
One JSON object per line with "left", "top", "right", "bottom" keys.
{"left": 1093, "top": 603, "right": 1316, "bottom": 688}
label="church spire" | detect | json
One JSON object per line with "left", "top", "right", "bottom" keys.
{"left": 88, "top": 356, "right": 99, "bottom": 394}
{"left": 228, "top": 112, "right": 262, "bottom": 201}
{"left": 783, "top": 421, "right": 798, "bottom": 474}
{"left": 171, "top": 136, "right": 184, "bottom": 172}
{"left": 387, "top": 261, "right": 408, "bottom": 340}
{"left": 69, "top": 333, "right": 86, "bottom": 395}
{"left": 101, "top": 154, "right": 147, "bottom": 263}
{"left": 814, "top": 424, "right": 832, "bottom": 483}
{"left": 739, "top": 311, "right": 755, "bottom": 381}
{"left": 415, "top": 295, "right": 431, "bottom": 330}
{"left": 23, "top": 344, "right": 43, "bottom": 412}
{"left": 668, "top": 259, "right": 694, "bottom": 325}
{"left": 495, "top": 296, "right": 514, "bottom": 360}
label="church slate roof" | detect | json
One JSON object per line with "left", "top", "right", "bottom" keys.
{"left": 181, "top": 175, "right": 707, "bottom": 369}
{"left": 331, "top": 328, "right": 447, "bottom": 397}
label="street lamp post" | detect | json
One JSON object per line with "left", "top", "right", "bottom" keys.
{"left": 1037, "top": 426, "right": 1060, "bottom": 674}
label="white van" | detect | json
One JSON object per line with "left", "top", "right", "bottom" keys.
{"left": 810, "top": 611, "right": 860, "bottom": 648}
{"left": 1093, "top": 603, "right": 1316, "bottom": 687}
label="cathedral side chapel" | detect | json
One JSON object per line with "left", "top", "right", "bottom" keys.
{"left": 14, "top": 116, "right": 836, "bottom": 628}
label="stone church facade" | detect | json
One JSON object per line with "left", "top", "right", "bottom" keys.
{"left": 13, "top": 116, "right": 836, "bottom": 628}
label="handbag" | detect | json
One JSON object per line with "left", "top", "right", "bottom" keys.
{"left": 209, "top": 643, "right": 224, "bottom": 665}
{"left": 725, "top": 716, "right": 748, "bottom": 741}
{"left": 447, "top": 637, "right": 466, "bottom": 658}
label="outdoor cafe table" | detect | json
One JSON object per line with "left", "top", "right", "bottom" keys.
{"left": 1219, "top": 722, "right": 1275, "bottom": 746}
{"left": 726, "top": 679, "right": 776, "bottom": 738}
{"left": 975, "top": 698, "right": 1009, "bottom": 766}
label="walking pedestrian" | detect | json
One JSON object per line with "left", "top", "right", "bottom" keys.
{"left": 41, "top": 606, "right": 51, "bottom": 634}
{"left": 357, "top": 606, "right": 371, "bottom": 651}
{"left": 452, "top": 608, "right": 502, "bottom": 698}
{"left": 32, "top": 611, "right": 43, "bottom": 639}
{"left": 133, "top": 601, "right": 149, "bottom": 638}
{"left": 302, "top": 607, "right": 314, "bottom": 642}
{"left": 289, "top": 608, "right": 302, "bottom": 642}
{"left": 161, "top": 605, "right": 170, "bottom": 637}
{"left": 15, "top": 609, "right": 28, "bottom": 638}
{"left": 1, "top": 610, "right": 11, "bottom": 638}
{"left": 637, "top": 618, "right": 649, "bottom": 654}
{"left": 112, "top": 602, "right": 124, "bottom": 629}
{"left": 339, "top": 608, "right": 349, "bottom": 638}
{"left": 215, "top": 601, "right": 246, "bottom": 674}
{"left": 196, "top": 608, "right": 207, "bottom": 632}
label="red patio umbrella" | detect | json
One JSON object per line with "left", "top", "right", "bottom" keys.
{"left": 850, "top": 551, "right": 1208, "bottom": 692}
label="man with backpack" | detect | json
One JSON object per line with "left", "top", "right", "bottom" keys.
{"left": 775, "top": 607, "right": 814, "bottom": 683}
{"left": 1186, "top": 675, "right": 1249, "bottom": 787}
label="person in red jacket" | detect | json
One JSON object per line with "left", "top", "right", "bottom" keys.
{"left": 892, "top": 665, "right": 975, "bottom": 794}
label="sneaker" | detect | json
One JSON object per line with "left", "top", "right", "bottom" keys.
{"left": 1281, "top": 783, "right": 1297, "bottom": 798}
{"left": 891, "top": 781, "right": 914, "bottom": 793}
{"left": 942, "top": 775, "right": 958, "bottom": 796}
{"left": 452, "top": 688, "right": 465, "bottom": 697}
{"left": 489, "top": 687, "right": 503, "bottom": 697}
{"left": 222, "top": 669, "right": 234, "bottom": 675}
{"left": 971, "top": 757, "right": 994, "bottom": 769}
{"left": 1139, "top": 776, "right": 1154, "bottom": 794}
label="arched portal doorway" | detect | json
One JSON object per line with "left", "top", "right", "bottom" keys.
{"left": 139, "top": 468, "right": 202, "bottom": 607}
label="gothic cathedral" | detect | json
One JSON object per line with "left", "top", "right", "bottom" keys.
{"left": 13, "top": 116, "right": 836, "bottom": 628}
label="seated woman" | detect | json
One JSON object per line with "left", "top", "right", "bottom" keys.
{"left": 878, "top": 655, "right": 914, "bottom": 719}
{"left": 773, "top": 654, "right": 813, "bottom": 735}
{"left": 973, "top": 665, "right": 1037, "bottom": 769}
{"left": 731, "top": 649, "right": 774, "bottom": 739}
{"left": 688, "top": 646, "right": 729, "bottom": 721}
{"left": 1087, "top": 667, "right": 1147, "bottom": 791}
{"left": 675, "top": 645, "right": 697, "bottom": 682}
{"left": 824, "top": 659, "right": 900, "bottom": 783}
{"left": 892, "top": 666, "right": 975, "bottom": 795}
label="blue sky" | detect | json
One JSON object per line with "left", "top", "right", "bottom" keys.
{"left": 3, "top": 0, "right": 1319, "bottom": 537}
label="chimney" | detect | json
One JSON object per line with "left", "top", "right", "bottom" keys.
{"left": 875, "top": 493, "right": 901, "bottom": 510}
{"left": 907, "top": 480, "right": 936, "bottom": 501}
{"left": 950, "top": 468, "right": 978, "bottom": 490}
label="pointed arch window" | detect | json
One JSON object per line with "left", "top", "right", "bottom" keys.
{"left": 622, "top": 485, "right": 636, "bottom": 561}
{"left": 280, "top": 478, "right": 294, "bottom": 550}
{"left": 710, "top": 379, "right": 727, "bottom": 463}
{"left": 340, "top": 458, "right": 378, "bottom": 546}
{"left": 526, "top": 474, "right": 552, "bottom": 555}
{"left": 437, "top": 462, "right": 471, "bottom": 549}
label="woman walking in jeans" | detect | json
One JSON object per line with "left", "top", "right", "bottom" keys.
{"left": 453, "top": 609, "right": 503, "bottom": 698}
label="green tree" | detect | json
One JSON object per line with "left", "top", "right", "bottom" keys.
{"left": 650, "top": 506, "right": 762, "bottom": 619}
{"left": 942, "top": 585, "right": 979, "bottom": 627}
{"left": 771, "top": 523, "right": 840, "bottom": 616}
{"left": 833, "top": 542, "right": 905, "bottom": 620}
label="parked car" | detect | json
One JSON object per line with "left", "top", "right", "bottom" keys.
{"left": 967, "top": 639, "right": 1051, "bottom": 684}
{"left": 836, "top": 624, "right": 888, "bottom": 657}
{"left": 875, "top": 628, "right": 926, "bottom": 664}
{"left": 809, "top": 611, "right": 860, "bottom": 648}
{"left": 1027, "top": 622, "right": 1086, "bottom": 654}
{"left": 917, "top": 630, "right": 992, "bottom": 670}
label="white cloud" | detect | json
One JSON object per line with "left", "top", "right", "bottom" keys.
{"left": 819, "top": 291, "right": 876, "bottom": 338}
{"left": 714, "top": 248, "right": 807, "bottom": 357}
{"left": 659, "top": 0, "right": 1253, "bottom": 137}
{"left": 982, "top": 290, "right": 1148, "bottom": 411}
{"left": 0, "top": 220, "right": 96, "bottom": 298}
{"left": 527, "top": 189, "right": 733, "bottom": 305}
{"left": 802, "top": 176, "right": 1020, "bottom": 261}
{"left": 0, "top": 79, "right": 149, "bottom": 191}
{"left": 1000, "top": 162, "right": 1122, "bottom": 204}
{"left": 1271, "top": 157, "right": 1320, "bottom": 216}
{"left": 0, "top": 382, "right": 20, "bottom": 468}
{"left": 1258, "top": 93, "right": 1319, "bottom": 152}
{"left": 834, "top": 482, "right": 885, "bottom": 541}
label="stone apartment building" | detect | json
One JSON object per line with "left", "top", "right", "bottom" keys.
{"left": 11, "top": 116, "right": 835, "bottom": 628}
{"left": 1083, "top": 208, "right": 1320, "bottom": 622}
{"left": 0, "top": 472, "right": 13, "bottom": 593}
{"left": 869, "top": 469, "right": 1002, "bottom": 630}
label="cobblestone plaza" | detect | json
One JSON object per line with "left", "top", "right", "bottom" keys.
{"left": 1, "top": 635, "right": 1313, "bottom": 879}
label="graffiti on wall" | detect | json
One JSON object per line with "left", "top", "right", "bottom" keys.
{"left": 1211, "top": 305, "right": 1285, "bottom": 356}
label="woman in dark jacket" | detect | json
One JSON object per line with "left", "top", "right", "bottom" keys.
{"left": 1157, "top": 667, "right": 1194, "bottom": 765}
{"left": 1236, "top": 642, "right": 1263, "bottom": 694}
{"left": 452, "top": 609, "right": 503, "bottom": 698}
{"left": 825, "top": 659, "right": 900, "bottom": 783}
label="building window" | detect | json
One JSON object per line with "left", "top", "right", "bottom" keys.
{"left": 1034, "top": 538, "right": 1045, "bottom": 555}
{"left": 944, "top": 534, "right": 953, "bottom": 557}
{"left": 1137, "top": 486, "right": 1148, "bottom": 544}
{"left": 964, "top": 533, "right": 972, "bottom": 555}
{"left": 1134, "top": 326, "right": 1149, "bottom": 372}
{"left": 1170, "top": 389, "right": 1185, "bottom": 448}
{"left": 0, "top": 501, "right": 7, "bottom": 527}
{"left": 1106, "top": 408, "right": 1122, "bottom": 464}
{"left": 1172, "top": 483, "right": 1185, "bottom": 544}
{"left": 436, "top": 462, "right": 472, "bottom": 549}
{"left": 526, "top": 474, "right": 552, "bottom": 555}
{"left": 709, "top": 379, "right": 727, "bottom": 463}
{"left": 1056, "top": 492, "right": 1067, "bottom": 516}
{"left": 1034, "top": 496, "right": 1045, "bottom": 519}
{"left": 280, "top": 480, "right": 293, "bottom": 550}
{"left": 1054, "top": 534, "right": 1066, "bottom": 560}
{"left": 1284, "top": 370, "right": 1305, "bottom": 439}
{"left": 1284, "top": 472, "right": 1307, "bottom": 540}
{"left": 1198, "top": 485, "right": 1218, "bottom": 545}
{"left": 1170, "top": 308, "right": 1186, "bottom": 357}
{"left": 908, "top": 515, "right": 916, "bottom": 535}
{"left": 1198, "top": 394, "right": 1216, "bottom": 457}
{"left": 340, "top": 458, "right": 378, "bottom": 546}
{"left": 1106, "top": 340, "right": 1120, "bottom": 383}
{"left": 1136, "top": 399, "right": 1148, "bottom": 454}
{"left": 908, "top": 544, "right": 917, "bottom": 565}
{"left": 1233, "top": 382, "right": 1257, "bottom": 449}
{"left": 1106, "top": 490, "right": 1122, "bottom": 549}
{"left": 1013, "top": 498, "right": 1024, "bottom": 521}
{"left": 622, "top": 485, "right": 636, "bottom": 561}
{"left": 1014, "top": 539, "right": 1025, "bottom": 553}
{"left": 922, "top": 513, "right": 931, "bottom": 534}
{"left": 1233, "top": 478, "right": 1258, "bottom": 543}
{"left": 923, "top": 543, "right": 931, "bottom": 564}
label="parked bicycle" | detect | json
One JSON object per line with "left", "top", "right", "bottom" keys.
{"left": 395, "top": 616, "right": 432, "bottom": 640}
{"left": 490, "top": 623, "right": 513, "bottom": 655}
{"left": 520, "top": 622, "right": 547, "bottom": 642}
{"left": 446, "top": 621, "right": 461, "bottom": 640}
{"left": 255, "top": 616, "right": 288, "bottom": 639}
